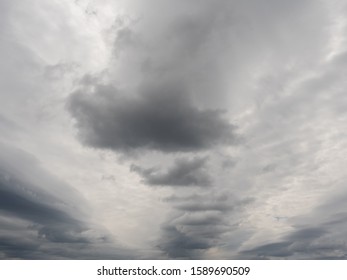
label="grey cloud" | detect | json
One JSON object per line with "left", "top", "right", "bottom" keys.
{"left": 239, "top": 225, "right": 347, "bottom": 259}
{"left": 157, "top": 211, "right": 230, "bottom": 259}
{"left": 158, "top": 225, "right": 212, "bottom": 259}
{"left": 0, "top": 184, "right": 82, "bottom": 234}
{"left": 67, "top": 0, "right": 328, "bottom": 157}
{"left": 238, "top": 180, "right": 347, "bottom": 259}
{"left": 44, "top": 62, "right": 78, "bottom": 80}
{"left": 3, "top": 0, "right": 346, "bottom": 260}
{"left": 67, "top": 0, "right": 248, "bottom": 156}
{"left": 112, "top": 17, "right": 140, "bottom": 57}
{"left": 175, "top": 201, "right": 230, "bottom": 212}
{"left": 126, "top": 0, "right": 331, "bottom": 107}
{"left": 68, "top": 83, "right": 237, "bottom": 153}
{"left": 0, "top": 144, "right": 134, "bottom": 259}
{"left": 175, "top": 211, "right": 225, "bottom": 226}
{"left": 131, "top": 157, "right": 211, "bottom": 187}
{"left": 0, "top": 236, "right": 40, "bottom": 260}
{"left": 177, "top": 197, "right": 253, "bottom": 213}
{"left": 240, "top": 242, "right": 293, "bottom": 259}
{"left": 156, "top": 193, "right": 253, "bottom": 259}
{"left": 165, "top": 193, "right": 253, "bottom": 212}
{"left": 289, "top": 227, "right": 326, "bottom": 241}
{"left": 157, "top": 211, "right": 229, "bottom": 259}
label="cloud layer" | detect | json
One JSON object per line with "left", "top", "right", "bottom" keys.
{"left": 1, "top": 0, "right": 347, "bottom": 260}
{"left": 0, "top": 143, "right": 134, "bottom": 259}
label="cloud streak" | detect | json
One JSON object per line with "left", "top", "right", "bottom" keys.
{"left": 0, "top": 143, "right": 134, "bottom": 259}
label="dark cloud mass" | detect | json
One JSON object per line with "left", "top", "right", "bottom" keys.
{"left": 131, "top": 157, "right": 211, "bottom": 187}
{"left": 68, "top": 83, "right": 236, "bottom": 153}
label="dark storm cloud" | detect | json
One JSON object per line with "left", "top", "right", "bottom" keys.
{"left": 131, "top": 157, "right": 211, "bottom": 187}
{"left": 0, "top": 144, "right": 134, "bottom": 259}
{"left": 68, "top": 83, "right": 237, "bottom": 153}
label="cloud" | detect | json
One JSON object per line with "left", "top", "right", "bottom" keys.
{"left": 131, "top": 157, "right": 211, "bottom": 187}
{"left": 68, "top": 83, "right": 237, "bottom": 154}
{"left": 157, "top": 193, "right": 253, "bottom": 259}
{"left": 0, "top": 143, "right": 134, "bottom": 259}
{"left": 0, "top": 185, "right": 82, "bottom": 236}
{"left": 158, "top": 211, "right": 230, "bottom": 259}
{"left": 238, "top": 226, "right": 347, "bottom": 259}
{"left": 238, "top": 192, "right": 347, "bottom": 259}
{"left": 158, "top": 225, "right": 213, "bottom": 259}
{"left": 2, "top": 0, "right": 347, "bottom": 260}
{"left": 167, "top": 194, "right": 253, "bottom": 212}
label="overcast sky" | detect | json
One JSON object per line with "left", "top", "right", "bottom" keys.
{"left": 1, "top": 0, "right": 347, "bottom": 259}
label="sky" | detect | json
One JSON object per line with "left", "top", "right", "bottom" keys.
{"left": 1, "top": 0, "right": 347, "bottom": 259}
